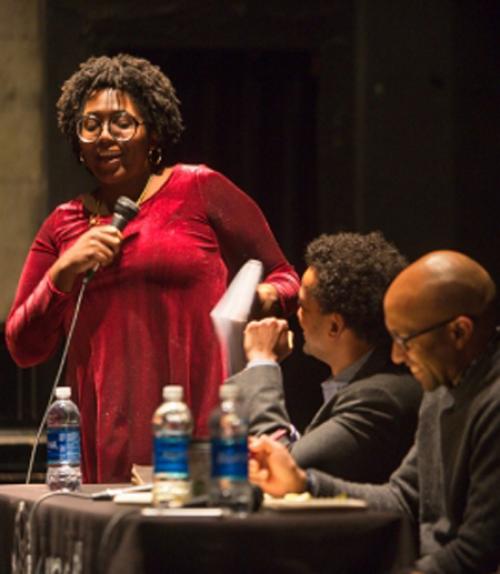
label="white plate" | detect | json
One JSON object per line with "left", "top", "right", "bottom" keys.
{"left": 262, "top": 496, "right": 367, "bottom": 511}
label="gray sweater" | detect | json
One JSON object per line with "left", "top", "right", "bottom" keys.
{"left": 309, "top": 334, "right": 500, "bottom": 573}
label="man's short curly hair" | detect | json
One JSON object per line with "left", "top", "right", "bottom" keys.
{"left": 305, "top": 231, "right": 407, "bottom": 345}
{"left": 56, "top": 53, "right": 184, "bottom": 171}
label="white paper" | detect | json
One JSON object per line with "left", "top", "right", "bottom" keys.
{"left": 210, "top": 259, "right": 264, "bottom": 376}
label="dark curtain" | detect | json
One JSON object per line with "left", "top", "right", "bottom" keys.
{"left": 140, "top": 48, "right": 319, "bottom": 267}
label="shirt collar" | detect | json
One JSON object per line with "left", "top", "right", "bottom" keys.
{"left": 321, "top": 349, "right": 374, "bottom": 402}
{"left": 335, "top": 348, "right": 374, "bottom": 383}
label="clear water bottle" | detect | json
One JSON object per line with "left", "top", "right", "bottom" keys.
{"left": 46, "top": 386, "right": 82, "bottom": 491}
{"left": 152, "top": 385, "right": 193, "bottom": 508}
{"left": 209, "top": 384, "right": 252, "bottom": 514}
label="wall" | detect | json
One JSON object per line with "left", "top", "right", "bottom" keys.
{"left": 0, "top": 0, "right": 46, "bottom": 321}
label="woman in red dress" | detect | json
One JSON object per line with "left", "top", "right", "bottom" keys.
{"left": 5, "top": 54, "right": 299, "bottom": 483}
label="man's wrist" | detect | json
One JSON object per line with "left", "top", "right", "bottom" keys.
{"left": 302, "top": 469, "right": 319, "bottom": 496}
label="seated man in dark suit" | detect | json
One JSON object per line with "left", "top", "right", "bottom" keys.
{"left": 229, "top": 232, "right": 422, "bottom": 483}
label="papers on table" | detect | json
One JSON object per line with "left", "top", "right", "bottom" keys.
{"left": 262, "top": 493, "right": 367, "bottom": 511}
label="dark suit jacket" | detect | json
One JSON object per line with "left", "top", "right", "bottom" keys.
{"left": 229, "top": 345, "right": 422, "bottom": 483}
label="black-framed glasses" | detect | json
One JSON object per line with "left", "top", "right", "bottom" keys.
{"left": 390, "top": 315, "right": 473, "bottom": 351}
{"left": 76, "top": 111, "right": 144, "bottom": 143}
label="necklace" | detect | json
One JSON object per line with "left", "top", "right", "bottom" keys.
{"left": 88, "top": 179, "right": 152, "bottom": 227}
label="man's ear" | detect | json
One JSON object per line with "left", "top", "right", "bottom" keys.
{"left": 450, "top": 315, "right": 474, "bottom": 349}
{"left": 328, "top": 313, "right": 345, "bottom": 338}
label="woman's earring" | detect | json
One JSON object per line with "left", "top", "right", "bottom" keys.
{"left": 79, "top": 152, "right": 85, "bottom": 164}
{"left": 148, "top": 147, "right": 162, "bottom": 167}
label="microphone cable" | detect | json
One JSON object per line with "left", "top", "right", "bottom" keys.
{"left": 25, "top": 277, "right": 88, "bottom": 485}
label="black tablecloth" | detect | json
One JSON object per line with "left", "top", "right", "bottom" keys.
{"left": 0, "top": 484, "right": 417, "bottom": 574}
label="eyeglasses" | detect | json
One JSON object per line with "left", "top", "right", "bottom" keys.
{"left": 390, "top": 315, "right": 472, "bottom": 351}
{"left": 76, "top": 111, "right": 144, "bottom": 143}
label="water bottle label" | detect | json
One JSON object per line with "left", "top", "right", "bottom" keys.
{"left": 47, "top": 428, "right": 81, "bottom": 464}
{"left": 154, "top": 436, "right": 189, "bottom": 478}
{"left": 211, "top": 437, "right": 248, "bottom": 480}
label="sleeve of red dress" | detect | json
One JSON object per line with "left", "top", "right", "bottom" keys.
{"left": 5, "top": 213, "right": 72, "bottom": 367}
{"left": 196, "top": 166, "right": 300, "bottom": 316}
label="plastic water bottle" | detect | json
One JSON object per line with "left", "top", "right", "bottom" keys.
{"left": 209, "top": 384, "right": 252, "bottom": 514}
{"left": 152, "top": 385, "right": 193, "bottom": 508}
{"left": 46, "top": 386, "right": 82, "bottom": 491}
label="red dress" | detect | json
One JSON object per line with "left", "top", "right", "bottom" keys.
{"left": 6, "top": 164, "right": 299, "bottom": 483}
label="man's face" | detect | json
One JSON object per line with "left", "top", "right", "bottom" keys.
{"left": 297, "top": 267, "right": 332, "bottom": 362}
{"left": 384, "top": 300, "right": 456, "bottom": 392}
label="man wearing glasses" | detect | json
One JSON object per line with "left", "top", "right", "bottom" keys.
{"left": 249, "top": 250, "right": 500, "bottom": 573}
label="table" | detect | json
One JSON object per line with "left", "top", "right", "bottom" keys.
{"left": 0, "top": 484, "right": 417, "bottom": 574}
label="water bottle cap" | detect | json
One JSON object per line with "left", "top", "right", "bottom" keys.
{"left": 55, "top": 387, "right": 71, "bottom": 400}
{"left": 163, "top": 385, "right": 183, "bottom": 401}
{"left": 219, "top": 384, "right": 239, "bottom": 400}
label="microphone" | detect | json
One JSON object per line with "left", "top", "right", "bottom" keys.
{"left": 110, "top": 195, "right": 140, "bottom": 231}
{"left": 85, "top": 195, "right": 140, "bottom": 282}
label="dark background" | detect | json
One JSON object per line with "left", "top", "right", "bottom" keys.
{"left": 1, "top": 1, "right": 498, "bottom": 475}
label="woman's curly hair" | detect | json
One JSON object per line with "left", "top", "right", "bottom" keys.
{"left": 305, "top": 231, "right": 407, "bottom": 345}
{"left": 56, "top": 53, "right": 184, "bottom": 171}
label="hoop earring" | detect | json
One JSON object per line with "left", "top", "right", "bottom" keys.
{"left": 148, "top": 147, "right": 162, "bottom": 167}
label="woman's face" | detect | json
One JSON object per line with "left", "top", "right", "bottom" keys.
{"left": 78, "top": 89, "right": 151, "bottom": 187}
